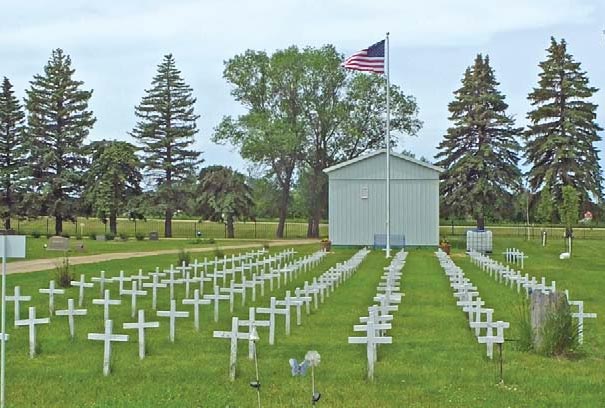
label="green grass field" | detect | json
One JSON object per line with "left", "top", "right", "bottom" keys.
{"left": 18, "top": 238, "right": 270, "bottom": 262}
{"left": 1, "top": 239, "right": 604, "bottom": 407}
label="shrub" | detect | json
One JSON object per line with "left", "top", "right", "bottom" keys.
{"left": 514, "top": 298, "right": 533, "bottom": 352}
{"left": 89, "top": 232, "right": 97, "bottom": 240}
{"left": 177, "top": 249, "right": 191, "bottom": 266}
{"left": 31, "top": 231, "right": 41, "bottom": 239}
{"left": 135, "top": 232, "right": 145, "bottom": 241}
{"left": 60, "top": 232, "right": 70, "bottom": 238}
{"left": 207, "top": 238, "right": 215, "bottom": 244}
{"left": 262, "top": 241, "right": 270, "bottom": 250}
{"left": 119, "top": 232, "right": 128, "bottom": 241}
{"left": 54, "top": 256, "right": 74, "bottom": 288}
{"left": 214, "top": 246, "right": 224, "bottom": 259}
{"left": 538, "top": 305, "right": 578, "bottom": 356}
{"left": 105, "top": 232, "right": 116, "bottom": 241}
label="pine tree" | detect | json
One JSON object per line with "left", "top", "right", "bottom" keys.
{"left": 525, "top": 37, "right": 603, "bottom": 209}
{"left": 24, "top": 49, "right": 96, "bottom": 234}
{"left": 0, "top": 77, "right": 26, "bottom": 230}
{"left": 131, "top": 54, "right": 201, "bottom": 237}
{"left": 435, "top": 54, "right": 522, "bottom": 225}
{"left": 536, "top": 184, "right": 554, "bottom": 224}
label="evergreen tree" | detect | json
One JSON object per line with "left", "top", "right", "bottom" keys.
{"left": 24, "top": 49, "right": 96, "bottom": 234}
{"left": 435, "top": 54, "right": 522, "bottom": 225}
{"left": 525, "top": 37, "right": 603, "bottom": 208}
{"left": 0, "top": 77, "right": 26, "bottom": 230}
{"left": 85, "top": 141, "right": 142, "bottom": 235}
{"left": 131, "top": 54, "right": 201, "bottom": 237}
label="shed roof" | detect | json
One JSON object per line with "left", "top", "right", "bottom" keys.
{"left": 323, "top": 149, "right": 444, "bottom": 174}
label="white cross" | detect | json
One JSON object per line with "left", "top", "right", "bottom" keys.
{"left": 182, "top": 271, "right": 198, "bottom": 299}
{"left": 92, "top": 289, "right": 122, "bottom": 321}
{"left": 70, "top": 274, "right": 94, "bottom": 307}
{"left": 121, "top": 281, "right": 147, "bottom": 318}
{"left": 292, "top": 288, "right": 312, "bottom": 324}
{"left": 473, "top": 320, "right": 509, "bottom": 359}
{"left": 112, "top": 271, "right": 132, "bottom": 295}
{"left": 91, "top": 270, "right": 110, "bottom": 296}
{"left": 15, "top": 306, "right": 50, "bottom": 358}
{"left": 220, "top": 280, "right": 245, "bottom": 313}
{"left": 161, "top": 270, "right": 183, "bottom": 301}
{"left": 175, "top": 261, "right": 191, "bottom": 278}
{"left": 569, "top": 300, "right": 597, "bottom": 344}
{"left": 130, "top": 269, "right": 150, "bottom": 288}
{"left": 123, "top": 310, "right": 160, "bottom": 360}
{"left": 256, "top": 297, "right": 289, "bottom": 345}
{"left": 182, "top": 289, "right": 211, "bottom": 331}
{"left": 55, "top": 298, "right": 87, "bottom": 338}
{"left": 238, "top": 307, "right": 270, "bottom": 359}
{"left": 39, "top": 280, "right": 65, "bottom": 313}
{"left": 6, "top": 286, "right": 31, "bottom": 326}
{"left": 348, "top": 319, "right": 392, "bottom": 380}
{"left": 213, "top": 316, "right": 256, "bottom": 381}
{"left": 276, "top": 291, "right": 302, "bottom": 333}
{"left": 143, "top": 274, "right": 167, "bottom": 310}
{"left": 88, "top": 319, "right": 129, "bottom": 376}
{"left": 203, "top": 285, "right": 230, "bottom": 323}
{"left": 148, "top": 267, "right": 166, "bottom": 281}
{"left": 157, "top": 299, "right": 189, "bottom": 343}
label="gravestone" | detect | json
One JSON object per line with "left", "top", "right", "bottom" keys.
{"left": 149, "top": 232, "right": 159, "bottom": 241}
{"left": 95, "top": 234, "right": 106, "bottom": 242}
{"left": 47, "top": 236, "right": 69, "bottom": 251}
{"left": 530, "top": 290, "right": 570, "bottom": 352}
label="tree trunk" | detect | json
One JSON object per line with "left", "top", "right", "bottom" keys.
{"left": 275, "top": 183, "right": 291, "bottom": 239}
{"left": 306, "top": 170, "right": 326, "bottom": 239}
{"left": 4, "top": 217, "right": 10, "bottom": 230}
{"left": 165, "top": 208, "right": 172, "bottom": 238}
{"left": 109, "top": 211, "right": 117, "bottom": 235}
{"left": 55, "top": 214, "right": 63, "bottom": 235}
{"left": 227, "top": 217, "right": 235, "bottom": 238}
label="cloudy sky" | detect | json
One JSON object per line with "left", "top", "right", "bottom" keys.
{"left": 1, "top": 0, "right": 604, "bottom": 172}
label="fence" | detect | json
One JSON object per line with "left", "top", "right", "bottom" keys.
{"left": 9, "top": 217, "right": 329, "bottom": 240}
{"left": 439, "top": 224, "right": 605, "bottom": 240}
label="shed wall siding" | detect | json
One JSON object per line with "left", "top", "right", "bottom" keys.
{"left": 328, "top": 178, "right": 439, "bottom": 246}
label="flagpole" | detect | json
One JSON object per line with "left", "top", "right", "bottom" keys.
{"left": 385, "top": 32, "right": 391, "bottom": 259}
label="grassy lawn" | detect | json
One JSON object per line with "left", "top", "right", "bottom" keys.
{"left": 17, "top": 238, "right": 275, "bottom": 262}
{"left": 1, "top": 239, "right": 604, "bottom": 406}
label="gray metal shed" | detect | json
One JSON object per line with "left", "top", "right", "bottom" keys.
{"left": 324, "top": 149, "right": 443, "bottom": 247}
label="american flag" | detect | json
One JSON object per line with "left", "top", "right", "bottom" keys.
{"left": 342, "top": 40, "right": 385, "bottom": 74}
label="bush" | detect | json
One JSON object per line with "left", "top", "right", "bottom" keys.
{"left": 177, "top": 249, "right": 191, "bottom": 266}
{"left": 31, "top": 231, "right": 41, "bottom": 239}
{"left": 262, "top": 241, "right": 270, "bottom": 250}
{"left": 119, "top": 232, "right": 128, "bottom": 241}
{"left": 135, "top": 232, "right": 145, "bottom": 241}
{"left": 207, "top": 238, "right": 215, "bottom": 244}
{"left": 54, "top": 256, "right": 74, "bottom": 288}
{"left": 60, "top": 232, "right": 70, "bottom": 238}
{"left": 538, "top": 306, "right": 578, "bottom": 356}
{"left": 214, "top": 246, "right": 224, "bottom": 259}
{"left": 514, "top": 298, "right": 533, "bottom": 352}
{"left": 89, "top": 232, "right": 97, "bottom": 240}
{"left": 105, "top": 233, "right": 116, "bottom": 241}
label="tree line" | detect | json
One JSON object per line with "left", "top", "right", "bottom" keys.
{"left": 436, "top": 37, "right": 602, "bottom": 227}
{"left": 0, "top": 47, "right": 421, "bottom": 238}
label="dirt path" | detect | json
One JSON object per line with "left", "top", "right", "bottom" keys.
{"left": 7, "top": 239, "right": 318, "bottom": 274}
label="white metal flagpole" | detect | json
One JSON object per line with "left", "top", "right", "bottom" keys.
{"left": 1, "top": 235, "right": 6, "bottom": 408}
{"left": 385, "top": 32, "right": 391, "bottom": 259}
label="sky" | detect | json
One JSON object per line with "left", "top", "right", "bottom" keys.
{"left": 1, "top": 0, "right": 604, "bottom": 173}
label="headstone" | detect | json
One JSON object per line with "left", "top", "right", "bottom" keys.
{"left": 15, "top": 307, "right": 50, "bottom": 358}
{"left": 38, "top": 280, "right": 65, "bottom": 314}
{"left": 92, "top": 289, "right": 122, "bottom": 321}
{"left": 55, "top": 298, "right": 87, "bottom": 338}
{"left": 70, "top": 274, "right": 94, "bottom": 307}
{"left": 95, "top": 234, "right": 106, "bottom": 242}
{"left": 123, "top": 310, "right": 160, "bottom": 360}
{"left": 530, "top": 290, "right": 570, "bottom": 351}
{"left": 47, "top": 236, "right": 69, "bottom": 251}
{"left": 6, "top": 286, "right": 31, "bottom": 326}
{"left": 149, "top": 232, "right": 159, "bottom": 241}
{"left": 157, "top": 299, "right": 189, "bottom": 343}
{"left": 87, "top": 320, "right": 129, "bottom": 376}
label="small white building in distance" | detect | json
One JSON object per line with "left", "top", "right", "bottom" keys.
{"left": 324, "top": 149, "right": 443, "bottom": 247}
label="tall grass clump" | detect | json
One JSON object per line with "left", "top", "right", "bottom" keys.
{"left": 54, "top": 256, "right": 74, "bottom": 288}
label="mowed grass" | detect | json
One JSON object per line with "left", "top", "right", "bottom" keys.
{"left": 16, "top": 238, "right": 271, "bottom": 262}
{"left": 2, "top": 240, "right": 605, "bottom": 407}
